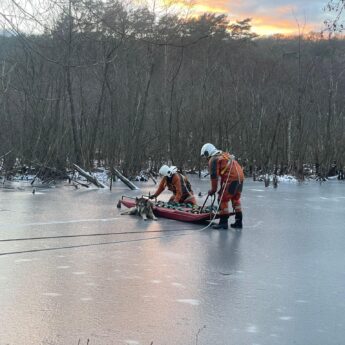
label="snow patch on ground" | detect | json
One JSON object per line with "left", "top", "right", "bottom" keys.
{"left": 279, "top": 316, "right": 292, "bottom": 320}
{"left": 296, "top": 300, "right": 308, "bottom": 303}
{"left": 171, "top": 282, "right": 185, "bottom": 288}
{"left": 150, "top": 280, "right": 161, "bottom": 284}
{"left": 246, "top": 325, "right": 258, "bottom": 333}
{"left": 125, "top": 340, "right": 140, "bottom": 345}
{"left": 42, "top": 292, "right": 61, "bottom": 297}
{"left": 278, "top": 175, "right": 298, "bottom": 183}
{"left": 176, "top": 299, "right": 200, "bottom": 306}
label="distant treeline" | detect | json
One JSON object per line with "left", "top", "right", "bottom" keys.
{"left": 0, "top": 0, "right": 345, "bottom": 177}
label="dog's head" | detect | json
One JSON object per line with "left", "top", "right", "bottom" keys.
{"left": 135, "top": 197, "right": 154, "bottom": 215}
{"left": 135, "top": 197, "right": 153, "bottom": 208}
{"left": 135, "top": 197, "right": 146, "bottom": 206}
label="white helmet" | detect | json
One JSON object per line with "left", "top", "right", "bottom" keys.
{"left": 170, "top": 166, "right": 178, "bottom": 175}
{"left": 159, "top": 165, "right": 177, "bottom": 177}
{"left": 200, "top": 143, "right": 218, "bottom": 157}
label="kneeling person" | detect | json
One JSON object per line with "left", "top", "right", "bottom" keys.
{"left": 150, "top": 165, "right": 196, "bottom": 205}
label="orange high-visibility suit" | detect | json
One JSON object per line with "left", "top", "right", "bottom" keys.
{"left": 208, "top": 152, "right": 244, "bottom": 214}
{"left": 153, "top": 173, "right": 196, "bottom": 205}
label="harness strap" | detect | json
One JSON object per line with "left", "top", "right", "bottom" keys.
{"left": 220, "top": 157, "right": 233, "bottom": 176}
{"left": 220, "top": 154, "right": 242, "bottom": 184}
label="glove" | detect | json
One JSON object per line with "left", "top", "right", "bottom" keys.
{"left": 149, "top": 194, "right": 156, "bottom": 199}
{"left": 208, "top": 190, "right": 215, "bottom": 196}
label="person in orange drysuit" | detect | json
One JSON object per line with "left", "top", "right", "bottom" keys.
{"left": 150, "top": 165, "right": 196, "bottom": 205}
{"left": 201, "top": 143, "right": 244, "bottom": 229}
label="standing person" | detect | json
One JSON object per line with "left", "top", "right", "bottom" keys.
{"left": 200, "top": 143, "right": 244, "bottom": 229}
{"left": 150, "top": 165, "right": 197, "bottom": 205}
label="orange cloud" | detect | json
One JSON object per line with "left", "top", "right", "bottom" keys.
{"left": 158, "top": 0, "right": 320, "bottom": 36}
{"left": 162, "top": 0, "right": 229, "bottom": 13}
{"left": 192, "top": 0, "right": 230, "bottom": 11}
{"left": 251, "top": 15, "right": 315, "bottom": 35}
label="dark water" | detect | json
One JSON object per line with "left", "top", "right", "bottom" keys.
{"left": 0, "top": 178, "right": 345, "bottom": 345}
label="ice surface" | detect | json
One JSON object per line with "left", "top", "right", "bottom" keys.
{"left": 0, "top": 178, "right": 345, "bottom": 344}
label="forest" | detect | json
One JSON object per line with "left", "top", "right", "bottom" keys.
{"left": 0, "top": 0, "right": 345, "bottom": 179}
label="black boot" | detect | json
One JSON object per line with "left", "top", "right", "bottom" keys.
{"left": 231, "top": 212, "right": 243, "bottom": 229}
{"left": 212, "top": 216, "right": 229, "bottom": 230}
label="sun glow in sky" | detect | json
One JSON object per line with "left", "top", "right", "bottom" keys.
{"left": 0, "top": 0, "right": 330, "bottom": 37}
{"left": 164, "top": 0, "right": 327, "bottom": 36}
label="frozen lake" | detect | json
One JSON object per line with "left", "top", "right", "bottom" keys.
{"left": 0, "top": 177, "right": 345, "bottom": 345}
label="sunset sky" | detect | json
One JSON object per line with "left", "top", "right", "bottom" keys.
{"left": 172, "top": 0, "right": 329, "bottom": 36}
{"left": 0, "top": 0, "right": 332, "bottom": 37}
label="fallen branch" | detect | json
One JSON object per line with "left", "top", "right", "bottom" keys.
{"left": 0, "top": 149, "right": 13, "bottom": 160}
{"left": 70, "top": 179, "right": 90, "bottom": 188}
{"left": 73, "top": 164, "right": 106, "bottom": 188}
{"left": 148, "top": 171, "right": 157, "bottom": 185}
{"left": 113, "top": 168, "right": 139, "bottom": 190}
